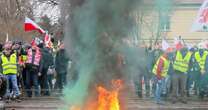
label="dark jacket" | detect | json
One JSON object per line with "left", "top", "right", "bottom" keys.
{"left": 39, "top": 47, "right": 54, "bottom": 72}
{"left": 55, "top": 49, "right": 70, "bottom": 74}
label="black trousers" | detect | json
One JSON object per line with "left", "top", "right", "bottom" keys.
{"left": 55, "top": 72, "right": 67, "bottom": 90}
{"left": 40, "top": 68, "right": 50, "bottom": 95}
{"left": 25, "top": 66, "right": 40, "bottom": 97}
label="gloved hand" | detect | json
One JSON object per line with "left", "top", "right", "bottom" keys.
{"left": 38, "top": 72, "right": 42, "bottom": 76}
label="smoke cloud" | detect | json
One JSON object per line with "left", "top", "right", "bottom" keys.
{"left": 60, "top": 0, "right": 173, "bottom": 110}
{"left": 61, "top": 0, "right": 142, "bottom": 109}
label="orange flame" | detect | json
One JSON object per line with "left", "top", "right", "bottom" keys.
{"left": 70, "top": 79, "right": 123, "bottom": 110}
{"left": 97, "top": 80, "right": 122, "bottom": 110}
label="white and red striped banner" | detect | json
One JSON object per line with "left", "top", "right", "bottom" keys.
{"left": 162, "top": 39, "right": 170, "bottom": 51}
{"left": 44, "top": 32, "right": 53, "bottom": 48}
{"left": 192, "top": 0, "right": 208, "bottom": 31}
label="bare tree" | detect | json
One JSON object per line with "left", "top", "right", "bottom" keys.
{"left": 32, "top": 0, "right": 62, "bottom": 36}
{"left": 0, "top": 0, "right": 36, "bottom": 42}
{"left": 0, "top": 0, "right": 62, "bottom": 42}
{"left": 36, "top": 0, "right": 59, "bottom": 5}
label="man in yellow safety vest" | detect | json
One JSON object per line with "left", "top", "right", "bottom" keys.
{"left": 171, "top": 47, "right": 192, "bottom": 104}
{"left": 194, "top": 47, "right": 208, "bottom": 99}
{"left": 0, "top": 43, "right": 21, "bottom": 103}
{"left": 152, "top": 51, "right": 170, "bottom": 104}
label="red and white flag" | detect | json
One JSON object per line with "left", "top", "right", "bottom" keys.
{"left": 162, "top": 39, "right": 170, "bottom": 51}
{"left": 191, "top": 0, "right": 208, "bottom": 31}
{"left": 174, "top": 37, "right": 183, "bottom": 50}
{"left": 24, "top": 17, "right": 45, "bottom": 34}
{"left": 44, "top": 33, "right": 53, "bottom": 48}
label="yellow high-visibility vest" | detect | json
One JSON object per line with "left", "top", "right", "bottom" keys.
{"left": 152, "top": 56, "right": 170, "bottom": 78}
{"left": 195, "top": 51, "right": 208, "bottom": 70}
{"left": 173, "top": 51, "right": 192, "bottom": 73}
{"left": 1, "top": 53, "right": 17, "bottom": 75}
{"left": 22, "top": 55, "right": 27, "bottom": 62}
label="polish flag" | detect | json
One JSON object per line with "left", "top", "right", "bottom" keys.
{"left": 191, "top": 0, "right": 208, "bottom": 31}
{"left": 162, "top": 39, "right": 170, "bottom": 51}
{"left": 44, "top": 33, "right": 53, "bottom": 48}
{"left": 174, "top": 37, "right": 183, "bottom": 50}
{"left": 24, "top": 17, "right": 45, "bottom": 34}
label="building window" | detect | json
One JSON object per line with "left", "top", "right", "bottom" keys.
{"left": 160, "top": 14, "right": 170, "bottom": 31}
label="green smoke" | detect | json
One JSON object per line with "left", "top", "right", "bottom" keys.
{"left": 62, "top": 0, "right": 98, "bottom": 109}
{"left": 60, "top": 0, "right": 149, "bottom": 110}
{"left": 59, "top": 0, "right": 174, "bottom": 109}
{"left": 155, "top": 0, "right": 173, "bottom": 12}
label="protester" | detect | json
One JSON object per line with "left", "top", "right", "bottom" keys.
{"left": 55, "top": 43, "right": 70, "bottom": 92}
{"left": 145, "top": 46, "right": 155, "bottom": 97}
{"left": 47, "top": 48, "right": 55, "bottom": 93}
{"left": 194, "top": 47, "right": 208, "bottom": 99}
{"left": 0, "top": 43, "right": 21, "bottom": 102}
{"left": 171, "top": 47, "right": 192, "bottom": 104}
{"left": 187, "top": 47, "right": 199, "bottom": 96}
{"left": 19, "top": 44, "right": 28, "bottom": 96}
{"left": 12, "top": 41, "right": 23, "bottom": 91}
{"left": 152, "top": 51, "right": 170, "bottom": 104}
{"left": 39, "top": 44, "right": 54, "bottom": 96}
{"left": 25, "top": 41, "right": 41, "bottom": 97}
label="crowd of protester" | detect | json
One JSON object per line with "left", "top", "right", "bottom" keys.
{"left": 0, "top": 38, "right": 70, "bottom": 103}
{"left": 2, "top": 36, "right": 208, "bottom": 105}
{"left": 134, "top": 39, "right": 208, "bottom": 105}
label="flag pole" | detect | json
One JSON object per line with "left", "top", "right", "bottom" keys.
{"left": 5, "top": 33, "right": 9, "bottom": 42}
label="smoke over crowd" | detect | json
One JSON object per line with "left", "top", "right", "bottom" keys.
{"left": 61, "top": 0, "right": 143, "bottom": 109}
{"left": 60, "top": 0, "right": 172, "bottom": 109}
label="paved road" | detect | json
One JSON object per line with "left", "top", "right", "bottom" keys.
{"left": 126, "top": 98, "right": 208, "bottom": 110}
{"left": 4, "top": 96, "right": 208, "bottom": 110}
{"left": 4, "top": 97, "right": 63, "bottom": 110}
{"left": 3, "top": 83, "right": 208, "bottom": 110}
